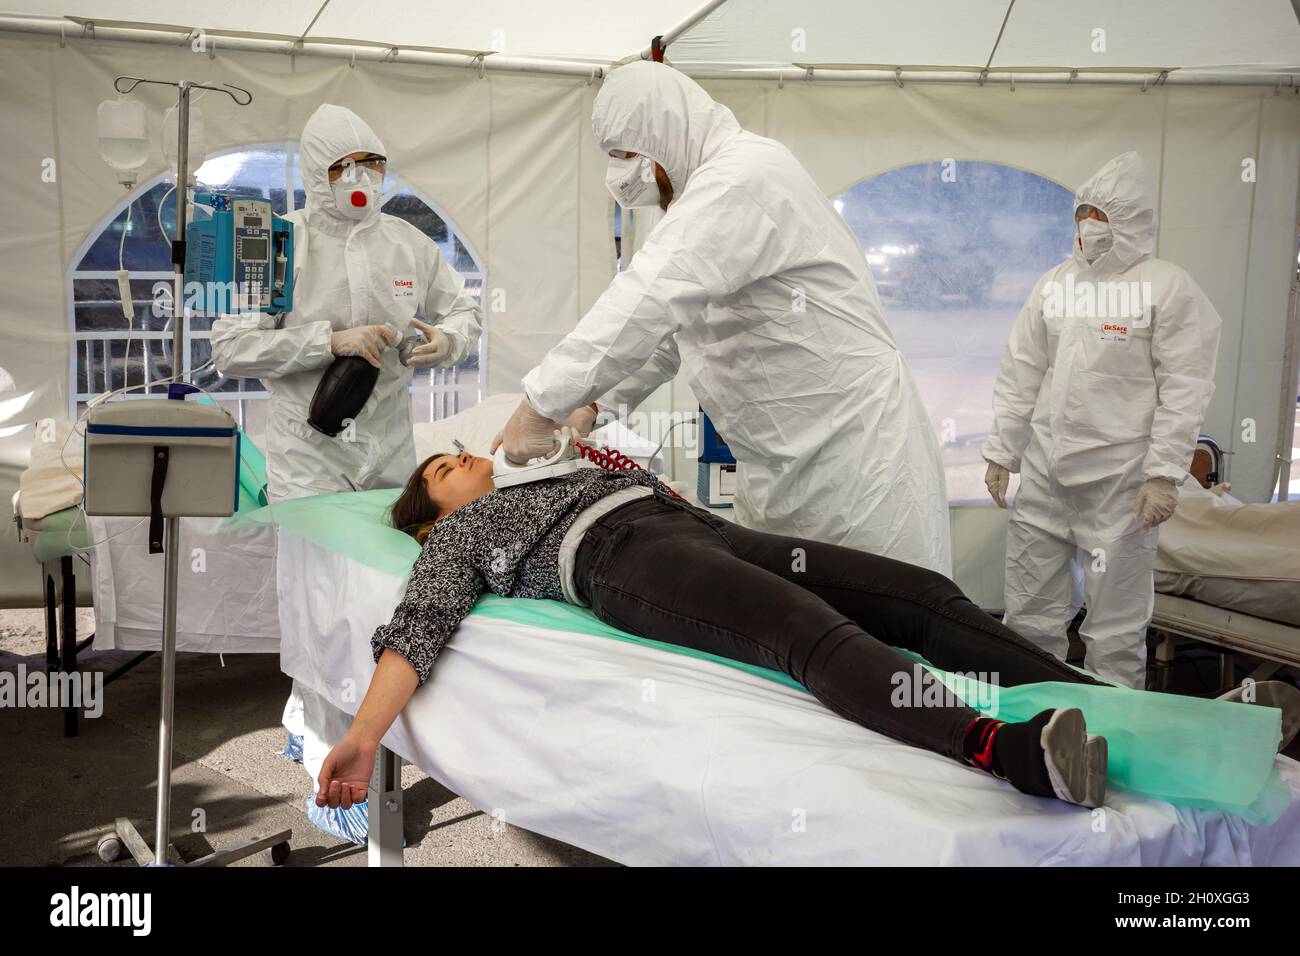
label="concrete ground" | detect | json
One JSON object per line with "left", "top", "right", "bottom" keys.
{"left": 0, "top": 607, "right": 612, "bottom": 867}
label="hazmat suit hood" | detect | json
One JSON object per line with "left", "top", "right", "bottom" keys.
{"left": 299, "top": 103, "right": 386, "bottom": 224}
{"left": 1073, "top": 151, "right": 1156, "bottom": 273}
{"left": 592, "top": 61, "right": 742, "bottom": 195}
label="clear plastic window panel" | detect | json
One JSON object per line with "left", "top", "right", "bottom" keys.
{"left": 835, "top": 162, "right": 1076, "bottom": 503}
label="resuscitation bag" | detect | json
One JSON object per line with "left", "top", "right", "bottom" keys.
{"left": 309, "top": 355, "right": 380, "bottom": 437}
{"left": 226, "top": 487, "right": 1291, "bottom": 824}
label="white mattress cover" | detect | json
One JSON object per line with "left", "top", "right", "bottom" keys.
{"left": 278, "top": 529, "right": 1300, "bottom": 866}
{"left": 88, "top": 514, "right": 280, "bottom": 654}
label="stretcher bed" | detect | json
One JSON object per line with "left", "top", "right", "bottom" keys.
{"left": 274, "top": 523, "right": 1300, "bottom": 867}
{"left": 1150, "top": 449, "right": 1300, "bottom": 688}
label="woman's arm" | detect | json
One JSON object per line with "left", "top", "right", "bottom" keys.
{"left": 317, "top": 536, "right": 485, "bottom": 809}
{"left": 315, "top": 650, "right": 419, "bottom": 810}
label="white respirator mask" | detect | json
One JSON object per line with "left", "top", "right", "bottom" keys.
{"left": 1076, "top": 217, "right": 1114, "bottom": 264}
{"left": 605, "top": 155, "right": 660, "bottom": 209}
{"left": 332, "top": 167, "right": 384, "bottom": 221}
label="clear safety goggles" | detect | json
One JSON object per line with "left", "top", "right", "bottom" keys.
{"left": 328, "top": 154, "right": 388, "bottom": 178}
{"left": 1074, "top": 203, "right": 1106, "bottom": 221}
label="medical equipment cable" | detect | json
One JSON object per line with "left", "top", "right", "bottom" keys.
{"left": 156, "top": 183, "right": 176, "bottom": 244}
{"left": 648, "top": 415, "right": 698, "bottom": 480}
{"left": 574, "top": 439, "right": 685, "bottom": 501}
{"left": 117, "top": 195, "right": 136, "bottom": 392}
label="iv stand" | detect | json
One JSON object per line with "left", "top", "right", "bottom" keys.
{"left": 97, "top": 76, "right": 292, "bottom": 868}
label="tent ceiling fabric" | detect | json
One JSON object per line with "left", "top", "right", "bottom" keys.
{"left": 309, "top": 2, "right": 701, "bottom": 61}
{"left": 994, "top": 0, "right": 1300, "bottom": 72}
{"left": 669, "top": 0, "right": 1300, "bottom": 73}
{"left": 12, "top": 0, "right": 706, "bottom": 61}
{"left": 667, "top": 0, "right": 1014, "bottom": 69}
{"left": 9, "top": 0, "right": 1299, "bottom": 72}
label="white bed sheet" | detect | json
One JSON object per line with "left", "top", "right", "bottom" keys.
{"left": 88, "top": 515, "right": 280, "bottom": 654}
{"left": 278, "top": 529, "right": 1300, "bottom": 866}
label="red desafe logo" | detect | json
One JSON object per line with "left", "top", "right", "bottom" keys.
{"left": 1102, "top": 323, "right": 1128, "bottom": 334}
{"left": 393, "top": 278, "right": 414, "bottom": 291}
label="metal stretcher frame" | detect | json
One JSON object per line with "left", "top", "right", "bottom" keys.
{"left": 14, "top": 511, "right": 154, "bottom": 737}
{"left": 1149, "top": 435, "right": 1300, "bottom": 692}
{"left": 1151, "top": 593, "right": 1300, "bottom": 692}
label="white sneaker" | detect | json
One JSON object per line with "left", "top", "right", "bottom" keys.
{"left": 1040, "top": 707, "right": 1108, "bottom": 808}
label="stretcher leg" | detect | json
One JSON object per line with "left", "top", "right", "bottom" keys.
{"left": 60, "top": 555, "right": 77, "bottom": 737}
{"left": 1154, "top": 633, "right": 1177, "bottom": 692}
{"left": 43, "top": 563, "right": 57, "bottom": 673}
{"left": 1218, "top": 651, "right": 1237, "bottom": 693}
{"left": 368, "top": 744, "right": 403, "bottom": 867}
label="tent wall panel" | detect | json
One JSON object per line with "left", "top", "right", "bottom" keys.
{"left": 692, "top": 79, "right": 1298, "bottom": 602}
{"left": 698, "top": 79, "right": 1298, "bottom": 511}
{"left": 0, "top": 34, "right": 613, "bottom": 604}
{"left": 2, "top": 30, "right": 1296, "bottom": 609}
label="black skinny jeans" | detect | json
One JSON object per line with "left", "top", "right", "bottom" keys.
{"left": 573, "top": 494, "right": 1107, "bottom": 762}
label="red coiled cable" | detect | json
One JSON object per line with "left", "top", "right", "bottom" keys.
{"left": 573, "top": 439, "right": 684, "bottom": 501}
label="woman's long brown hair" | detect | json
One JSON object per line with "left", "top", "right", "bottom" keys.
{"left": 389, "top": 452, "right": 449, "bottom": 545}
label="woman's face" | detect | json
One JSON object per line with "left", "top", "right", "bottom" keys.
{"left": 424, "top": 451, "right": 496, "bottom": 518}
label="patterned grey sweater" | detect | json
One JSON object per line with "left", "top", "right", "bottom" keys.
{"left": 372, "top": 467, "right": 670, "bottom": 684}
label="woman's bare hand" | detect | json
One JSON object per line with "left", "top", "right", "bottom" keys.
{"left": 316, "top": 732, "right": 376, "bottom": 809}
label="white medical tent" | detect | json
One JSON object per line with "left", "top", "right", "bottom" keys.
{"left": 2, "top": 1, "right": 1298, "bottom": 607}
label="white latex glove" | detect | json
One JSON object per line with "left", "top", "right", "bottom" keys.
{"left": 399, "top": 318, "right": 452, "bottom": 368}
{"left": 491, "top": 404, "right": 597, "bottom": 454}
{"left": 1134, "top": 477, "right": 1179, "bottom": 531}
{"left": 330, "top": 323, "right": 399, "bottom": 368}
{"left": 561, "top": 404, "right": 599, "bottom": 438}
{"left": 500, "top": 399, "right": 563, "bottom": 465}
{"left": 985, "top": 461, "right": 1011, "bottom": 509}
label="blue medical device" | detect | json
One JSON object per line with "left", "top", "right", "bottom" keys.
{"left": 183, "top": 192, "right": 294, "bottom": 315}
{"left": 697, "top": 410, "right": 736, "bottom": 508}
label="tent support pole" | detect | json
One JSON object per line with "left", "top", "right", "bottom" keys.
{"left": 634, "top": 0, "right": 732, "bottom": 62}
{"left": 0, "top": 15, "right": 1296, "bottom": 88}
{"left": 1272, "top": 168, "right": 1300, "bottom": 500}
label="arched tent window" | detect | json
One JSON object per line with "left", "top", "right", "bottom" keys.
{"left": 833, "top": 162, "right": 1075, "bottom": 502}
{"left": 67, "top": 143, "right": 485, "bottom": 447}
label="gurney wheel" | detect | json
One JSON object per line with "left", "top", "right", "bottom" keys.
{"left": 96, "top": 833, "right": 123, "bottom": 863}
{"left": 265, "top": 840, "right": 291, "bottom": 866}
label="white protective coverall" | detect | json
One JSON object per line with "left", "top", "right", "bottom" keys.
{"left": 522, "top": 62, "right": 951, "bottom": 574}
{"left": 982, "top": 152, "right": 1222, "bottom": 687}
{"left": 211, "top": 104, "right": 481, "bottom": 502}
{"left": 211, "top": 104, "right": 481, "bottom": 789}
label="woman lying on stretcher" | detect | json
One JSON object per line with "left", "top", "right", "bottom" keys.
{"left": 316, "top": 445, "right": 1300, "bottom": 813}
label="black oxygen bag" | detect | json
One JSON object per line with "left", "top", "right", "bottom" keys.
{"left": 308, "top": 355, "right": 379, "bottom": 436}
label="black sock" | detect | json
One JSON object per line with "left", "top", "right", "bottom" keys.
{"left": 963, "top": 711, "right": 1057, "bottom": 797}
{"left": 989, "top": 709, "right": 1056, "bottom": 798}
{"left": 962, "top": 716, "right": 1003, "bottom": 772}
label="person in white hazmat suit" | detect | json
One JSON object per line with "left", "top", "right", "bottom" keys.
{"left": 502, "top": 61, "right": 951, "bottom": 575}
{"left": 211, "top": 103, "right": 482, "bottom": 840}
{"left": 982, "top": 152, "right": 1221, "bottom": 688}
